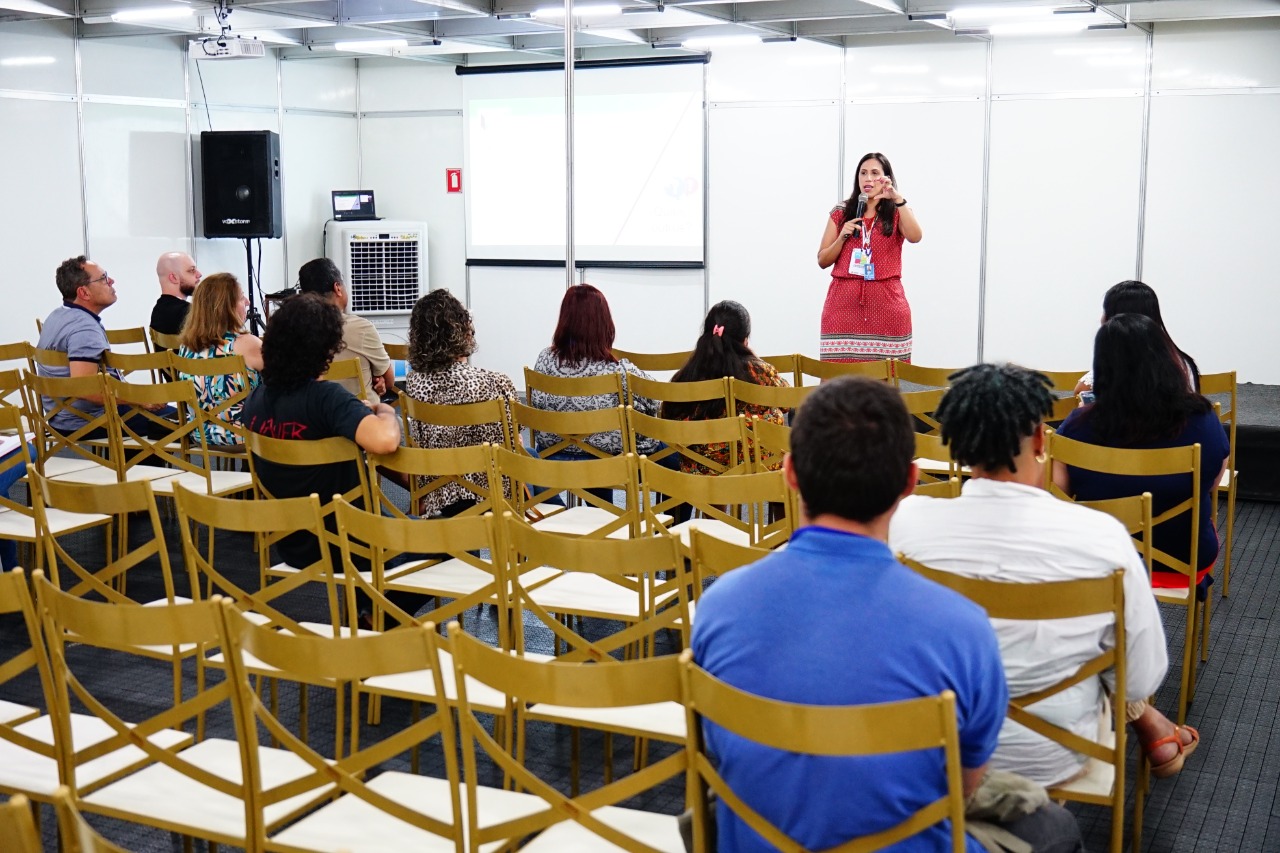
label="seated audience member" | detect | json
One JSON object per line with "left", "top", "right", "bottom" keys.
{"left": 0, "top": 438, "right": 35, "bottom": 570}
{"left": 176, "top": 272, "right": 262, "bottom": 446}
{"left": 1075, "top": 280, "right": 1199, "bottom": 395}
{"left": 1056, "top": 314, "right": 1228, "bottom": 596}
{"left": 150, "top": 251, "right": 202, "bottom": 340}
{"left": 242, "top": 294, "right": 400, "bottom": 572}
{"left": 404, "top": 289, "right": 517, "bottom": 518}
{"left": 891, "top": 363, "right": 1197, "bottom": 786}
{"left": 693, "top": 376, "right": 1081, "bottom": 853}
{"left": 529, "top": 284, "right": 661, "bottom": 460}
{"left": 661, "top": 300, "right": 788, "bottom": 474}
{"left": 297, "top": 258, "right": 395, "bottom": 403}
{"left": 36, "top": 256, "right": 172, "bottom": 439}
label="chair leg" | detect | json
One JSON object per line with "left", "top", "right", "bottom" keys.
{"left": 1178, "top": 601, "right": 1196, "bottom": 726}
{"left": 1131, "top": 754, "right": 1148, "bottom": 853}
{"left": 1199, "top": 593, "right": 1211, "bottom": 664}
{"left": 1221, "top": 485, "right": 1236, "bottom": 597}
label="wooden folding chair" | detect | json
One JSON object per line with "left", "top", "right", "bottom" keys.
{"left": 31, "top": 575, "right": 316, "bottom": 851}
{"left": 915, "top": 431, "right": 958, "bottom": 483}
{"left": 627, "top": 408, "right": 751, "bottom": 476}
{"left": 170, "top": 350, "right": 256, "bottom": 455}
{"left": 513, "top": 400, "right": 626, "bottom": 461}
{"left": 726, "top": 376, "right": 812, "bottom": 416}
{"left": 0, "top": 794, "right": 41, "bottom": 853}
{"left": 217, "top": 602, "right": 467, "bottom": 853}
{"left": 680, "top": 651, "right": 968, "bottom": 852}
{"left": 892, "top": 360, "right": 959, "bottom": 389}
{"left": 904, "top": 560, "right": 1130, "bottom": 853}
{"left": 759, "top": 353, "right": 801, "bottom": 386}
{"left": 796, "top": 354, "right": 893, "bottom": 386}
{"left": 103, "top": 326, "right": 151, "bottom": 353}
{"left": 53, "top": 786, "right": 130, "bottom": 853}
{"left": 101, "top": 349, "right": 169, "bottom": 385}
{"left": 322, "top": 356, "right": 369, "bottom": 402}
{"left": 1046, "top": 433, "right": 1205, "bottom": 725}
{"left": 902, "top": 387, "right": 947, "bottom": 436}
{"left": 383, "top": 341, "right": 408, "bottom": 362}
{"left": 448, "top": 626, "right": 687, "bottom": 851}
{"left": 493, "top": 445, "right": 642, "bottom": 539}
{"left": 914, "top": 477, "right": 962, "bottom": 498}
{"left": 625, "top": 373, "right": 729, "bottom": 416}
{"left": 24, "top": 372, "right": 149, "bottom": 486}
{"left": 147, "top": 328, "right": 182, "bottom": 353}
{"left": 524, "top": 366, "right": 625, "bottom": 408}
{"left": 747, "top": 415, "right": 790, "bottom": 473}
{"left": 1200, "top": 372, "right": 1238, "bottom": 595}
{"left": 399, "top": 394, "right": 515, "bottom": 460}
{"left": 688, "top": 527, "right": 770, "bottom": 590}
{"left": 369, "top": 443, "right": 501, "bottom": 521}
{"left": 639, "top": 457, "right": 793, "bottom": 553}
{"left": 610, "top": 348, "right": 692, "bottom": 373}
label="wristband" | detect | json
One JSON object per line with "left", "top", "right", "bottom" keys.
{"left": 894, "top": 199, "right": 908, "bottom": 207}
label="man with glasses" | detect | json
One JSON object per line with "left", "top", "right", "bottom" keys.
{"left": 36, "top": 255, "right": 171, "bottom": 438}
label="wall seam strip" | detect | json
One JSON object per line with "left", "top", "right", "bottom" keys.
{"left": 276, "top": 52, "right": 289, "bottom": 290}
{"left": 183, "top": 43, "right": 194, "bottom": 256}
{"left": 74, "top": 10, "right": 89, "bottom": 257}
{"left": 1135, "top": 27, "right": 1154, "bottom": 281}
{"left": 976, "top": 38, "right": 994, "bottom": 364}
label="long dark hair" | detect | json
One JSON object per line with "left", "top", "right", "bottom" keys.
{"left": 663, "top": 300, "right": 759, "bottom": 421}
{"left": 1083, "top": 313, "right": 1211, "bottom": 444}
{"left": 1101, "top": 280, "right": 1199, "bottom": 390}
{"left": 840, "top": 152, "right": 897, "bottom": 237}
{"left": 551, "top": 284, "right": 616, "bottom": 366}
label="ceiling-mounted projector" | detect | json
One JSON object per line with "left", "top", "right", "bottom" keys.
{"left": 191, "top": 36, "right": 266, "bottom": 60}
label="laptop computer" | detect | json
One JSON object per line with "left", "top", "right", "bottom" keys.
{"left": 331, "top": 190, "right": 379, "bottom": 221}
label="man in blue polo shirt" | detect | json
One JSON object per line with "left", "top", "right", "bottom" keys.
{"left": 691, "top": 376, "right": 1081, "bottom": 852}
{"left": 37, "top": 255, "right": 171, "bottom": 438}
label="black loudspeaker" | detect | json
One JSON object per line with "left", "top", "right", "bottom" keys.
{"left": 199, "top": 130, "right": 282, "bottom": 239}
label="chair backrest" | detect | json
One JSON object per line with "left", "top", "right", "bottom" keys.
{"left": 914, "top": 477, "right": 962, "bottom": 498}
{"left": 32, "top": 573, "right": 225, "bottom": 803}
{"left": 101, "top": 349, "right": 170, "bottom": 384}
{"left": 334, "top": 497, "right": 503, "bottom": 637}
{"left": 627, "top": 408, "right": 750, "bottom": 476}
{"left": 0, "top": 569, "right": 59, "bottom": 777}
{"left": 1076, "top": 492, "right": 1155, "bottom": 575}
{"left": 892, "top": 360, "right": 958, "bottom": 388}
{"left": 688, "top": 528, "right": 770, "bottom": 589}
{"left": 368, "top": 443, "right": 499, "bottom": 520}
{"left": 680, "top": 650, "right": 968, "bottom": 852}
{"left": 1046, "top": 432, "right": 1201, "bottom": 580}
{"left": 25, "top": 372, "right": 118, "bottom": 475}
{"left": 913, "top": 431, "right": 957, "bottom": 482}
{"left": 245, "top": 429, "right": 370, "bottom": 509}
{"left": 321, "top": 356, "right": 368, "bottom": 402}
{"left": 171, "top": 484, "right": 343, "bottom": 634}
{"left": 216, "top": 601, "right": 459, "bottom": 852}
{"left": 0, "top": 404, "right": 33, "bottom": 512}
{"left": 53, "top": 787, "right": 130, "bottom": 853}
{"left": 492, "top": 446, "right": 640, "bottom": 538}
{"left": 1199, "top": 371, "right": 1237, "bottom": 464}
{"left": 501, "top": 513, "right": 691, "bottom": 659}
{"left": 447, "top": 626, "right": 686, "bottom": 851}
{"left": 32, "top": 347, "right": 70, "bottom": 369}
{"left": 901, "top": 559, "right": 1127, "bottom": 811}
{"left": 1028, "top": 368, "right": 1089, "bottom": 395}
{"left": 727, "top": 377, "right": 812, "bottom": 413}
{"left": 626, "top": 373, "right": 729, "bottom": 413}
{"left": 31, "top": 470, "right": 176, "bottom": 604}
{"left": 170, "top": 351, "right": 254, "bottom": 445}
{"left": 748, "top": 415, "right": 790, "bottom": 473}
{"left": 400, "top": 394, "right": 514, "bottom": 452}
{"left": 148, "top": 328, "right": 183, "bottom": 352}
{"left": 105, "top": 376, "right": 214, "bottom": 481}
{"left": 639, "top": 457, "right": 793, "bottom": 550}
{"left": 104, "top": 326, "right": 150, "bottom": 351}
{"left": 0, "top": 365, "right": 32, "bottom": 417}
{"left": 796, "top": 355, "right": 892, "bottom": 386}
{"left": 0, "top": 340, "right": 36, "bottom": 373}
{"left": 383, "top": 341, "right": 408, "bottom": 362}
{"left": 759, "top": 353, "right": 800, "bottom": 386}
{"left": 902, "top": 387, "right": 947, "bottom": 436}
{"left": 523, "top": 366, "right": 624, "bottom": 402}
{"left": 0, "top": 794, "right": 41, "bottom": 853}
{"left": 511, "top": 400, "right": 626, "bottom": 460}
{"left": 610, "top": 347, "right": 692, "bottom": 373}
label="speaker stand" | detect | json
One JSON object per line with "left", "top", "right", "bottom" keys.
{"left": 244, "top": 238, "right": 264, "bottom": 336}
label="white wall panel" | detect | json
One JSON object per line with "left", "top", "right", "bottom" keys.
{"left": 984, "top": 97, "right": 1143, "bottom": 371}
{"left": 706, "top": 40, "right": 842, "bottom": 103}
{"left": 359, "top": 115, "right": 466, "bottom": 300}
{"left": 281, "top": 58, "right": 357, "bottom": 111}
{"left": 0, "top": 19, "right": 76, "bottom": 94}
{"left": 467, "top": 267, "right": 565, "bottom": 387}
{"left": 81, "top": 103, "right": 189, "bottom": 332}
{"left": 1152, "top": 18, "right": 1280, "bottom": 90}
{"left": 80, "top": 36, "right": 184, "bottom": 100}
{"left": 842, "top": 100, "right": 986, "bottom": 367}
{"left": 992, "top": 30, "right": 1148, "bottom": 95}
{"left": 356, "top": 59, "right": 462, "bottom": 112}
{"left": 281, "top": 113, "right": 359, "bottom": 277}
{"left": 845, "top": 41, "right": 987, "bottom": 100}
{"left": 0, "top": 98, "right": 83, "bottom": 345}
{"left": 708, "top": 103, "right": 840, "bottom": 360}
{"left": 585, "top": 268, "right": 705, "bottom": 367}
{"left": 1142, "top": 93, "right": 1280, "bottom": 384}
{"left": 187, "top": 51, "right": 279, "bottom": 108}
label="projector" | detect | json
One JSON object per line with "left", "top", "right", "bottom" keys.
{"left": 190, "top": 36, "right": 266, "bottom": 60}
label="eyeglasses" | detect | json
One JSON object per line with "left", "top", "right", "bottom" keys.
{"left": 85, "top": 271, "right": 112, "bottom": 286}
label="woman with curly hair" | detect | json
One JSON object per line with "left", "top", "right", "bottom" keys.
{"left": 405, "top": 288, "right": 518, "bottom": 517}
{"left": 176, "top": 272, "right": 262, "bottom": 445}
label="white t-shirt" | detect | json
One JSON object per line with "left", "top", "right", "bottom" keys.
{"left": 889, "top": 478, "right": 1168, "bottom": 786}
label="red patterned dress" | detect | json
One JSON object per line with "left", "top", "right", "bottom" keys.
{"left": 820, "top": 206, "right": 911, "bottom": 362}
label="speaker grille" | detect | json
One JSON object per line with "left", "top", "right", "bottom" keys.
{"left": 347, "top": 233, "right": 422, "bottom": 313}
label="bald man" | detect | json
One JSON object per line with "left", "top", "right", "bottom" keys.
{"left": 150, "top": 251, "right": 202, "bottom": 339}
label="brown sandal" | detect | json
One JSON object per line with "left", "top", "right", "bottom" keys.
{"left": 1147, "top": 725, "right": 1200, "bottom": 778}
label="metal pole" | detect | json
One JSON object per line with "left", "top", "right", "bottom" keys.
{"left": 975, "top": 38, "right": 994, "bottom": 363}
{"left": 564, "top": 0, "right": 575, "bottom": 287}
{"left": 1134, "top": 27, "right": 1154, "bottom": 280}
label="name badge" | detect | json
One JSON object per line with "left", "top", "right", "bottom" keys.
{"left": 849, "top": 247, "right": 872, "bottom": 278}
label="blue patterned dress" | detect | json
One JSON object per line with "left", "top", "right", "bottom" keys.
{"left": 177, "top": 332, "right": 261, "bottom": 445}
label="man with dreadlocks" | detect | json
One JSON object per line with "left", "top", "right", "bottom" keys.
{"left": 891, "top": 363, "right": 1198, "bottom": 786}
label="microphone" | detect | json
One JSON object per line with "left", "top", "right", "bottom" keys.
{"left": 854, "top": 192, "right": 868, "bottom": 219}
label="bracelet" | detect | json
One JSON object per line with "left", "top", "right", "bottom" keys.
{"left": 894, "top": 199, "right": 908, "bottom": 207}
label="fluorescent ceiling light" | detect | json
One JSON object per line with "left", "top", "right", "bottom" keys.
{"left": 111, "top": 5, "right": 193, "bottom": 23}
{"left": 681, "top": 34, "right": 762, "bottom": 49}
{"left": 987, "top": 18, "right": 1091, "bottom": 36}
{"left": 948, "top": 5, "right": 1088, "bottom": 21}
{"left": 0, "top": 55, "right": 56, "bottom": 66}
{"left": 532, "top": 3, "right": 622, "bottom": 19}
{"left": 334, "top": 38, "right": 410, "bottom": 52}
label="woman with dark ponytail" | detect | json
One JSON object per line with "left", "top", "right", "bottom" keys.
{"left": 1074, "top": 280, "right": 1199, "bottom": 395}
{"left": 662, "top": 301, "right": 788, "bottom": 474}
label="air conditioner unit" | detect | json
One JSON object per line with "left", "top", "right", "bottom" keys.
{"left": 325, "top": 221, "right": 429, "bottom": 316}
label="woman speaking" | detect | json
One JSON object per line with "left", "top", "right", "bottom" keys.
{"left": 816, "top": 152, "right": 922, "bottom": 362}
